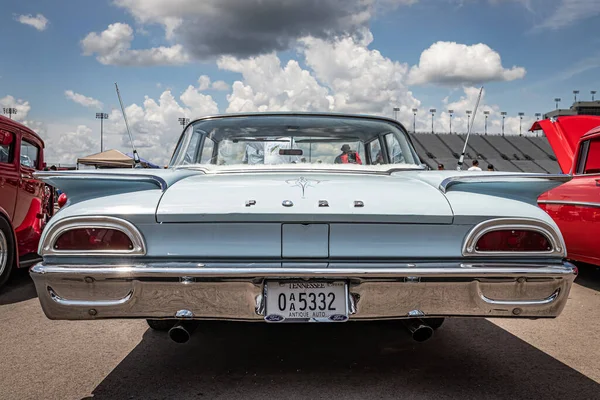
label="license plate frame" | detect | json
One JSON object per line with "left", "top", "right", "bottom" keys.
{"left": 264, "top": 280, "right": 349, "bottom": 323}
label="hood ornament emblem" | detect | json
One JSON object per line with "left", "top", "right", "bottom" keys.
{"left": 286, "top": 176, "right": 322, "bottom": 198}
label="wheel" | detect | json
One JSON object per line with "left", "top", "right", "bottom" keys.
{"left": 424, "top": 318, "right": 445, "bottom": 330}
{"left": 0, "top": 217, "right": 16, "bottom": 288}
{"left": 146, "top": 319, "right": 177, "bottom": 331}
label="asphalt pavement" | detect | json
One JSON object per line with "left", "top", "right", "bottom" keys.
{"left": 1, "top": 267, "right": 599, "bottom": 400}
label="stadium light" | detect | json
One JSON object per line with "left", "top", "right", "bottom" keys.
{"left": 429, "top": 109, "right": 436, "bottom": 134}
{"left": 592, "top": 91, "right": 597, "bottom": 101}
{"left": 518, "top": 112, "right": 525, "bottom": 136}
{"left": 466, "top": 110, "right": 472, "bottom": 133}
{"left": 178, "top": 117, "right": 190, "bottom": 127}
{"left": 554, "top": 98, "right": 561, "bottom": 109}
{"left": 393, "top": 107, "right": 400, "bottom": 120}
{"left": 483, "top": 111, "right": 490, "bottom": 135}
{"left": 573, "top": 90, "right": 579, "bottom": 103}
{"left": 448, "top": 109, "right": 454, "bottom": 134}
{"left": 95, "top": 112, "right": 109, "bottom": 152}
{"left": 501, "top": 111, "right": 507, "bottom": 136}
{"left": 412, "top": 108, "right": 418, "bottom": 133}
{"left": 2, "top": 107, "right": 17, "bottom": 119}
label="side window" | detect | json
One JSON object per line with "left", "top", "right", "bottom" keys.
{"left": 0, "top": 130, "right": 14, "bottom": 164}
{"left": 182, "top": 130, "right": 201, "bottom": 165}
{"left": 369, "top": 139, "right": 384, "bottom": 164}
{"left": 583, "top": 138, "right": 600, "bottom": 174}
{"left": 384, "top": 133, "right": 406, "bottom": 164}
{"left": 200, "top": 137, "right": 215, "bottom": 164}
{"left": 20, "top": 141, "right": 39, "bottom": 169}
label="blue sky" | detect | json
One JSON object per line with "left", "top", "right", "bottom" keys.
{"left": 1, "top": 0, "right": 599, "bottom": 164}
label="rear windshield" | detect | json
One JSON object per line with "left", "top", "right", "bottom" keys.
{"left": 169, "top": 115, "right": 420, "bottom": 167}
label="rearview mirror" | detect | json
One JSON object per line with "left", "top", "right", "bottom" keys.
{"left": 0, "top": 130, "right": 13, "bottom": 146}
{"left": 279, "top": 149, "right": 303, "bottom": 156}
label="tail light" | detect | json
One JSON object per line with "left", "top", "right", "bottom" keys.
{"left": 40, "top": 216, "right": 146, "bottom": 256}
{"left": 462, "top": 218, "right": 565, "bottom": 257}
{"left": 53, "top": 228, "right": 134, "bottom": 251}
{"left": 475, "top": 230, "right": 551, "bottom": 252}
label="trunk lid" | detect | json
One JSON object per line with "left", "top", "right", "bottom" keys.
{"left": 156, "top": 172, "right": 454, "bottom": 224}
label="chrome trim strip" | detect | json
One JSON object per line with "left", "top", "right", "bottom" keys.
{"left": 538, "top": 200, "right": 600, "bottom": 209}
{"left": 461, "top": 218, "right": 566, "bottom": 258}
{"left": 480, "top": 288, "right": 560, "bottom": 306}
{"left": 439, "top": 174, "right": 571, "bottom": 193}
{"left": 30, "top": 263, "right": 576, "bottom": 279}
{"left": 33, "top": 171, "right": 168, "bottom": 191}
{"left": 40, "top": 216, "right": 146, "bottom": 257}
{"left": 48, "top": 287, "right": 134, "bottom": 307}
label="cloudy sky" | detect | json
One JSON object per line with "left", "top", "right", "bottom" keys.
{"left": 1, "top": 0, "right": 599, "bottom": 165}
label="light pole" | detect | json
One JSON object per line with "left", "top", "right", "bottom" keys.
{"left": 573, "top": 90, "right": 579, "bottom": 103}
{"left": 592, "top": 91, "right": 597, "bottom": 101}
{"left": 430, "top": 109, "right": 436, "bottom": 134}
{"left": 95, "top": 113, "right": 108, "bottom": 152}
{"left": 535, "top": 112, "right": 541, "bottom": 121}
{"left": 448, "top": 109, "right": 454, "bottom": 134}
{"left": 178, "top": 117, "right": 189, "bottom": 128}
{"left": 466, "top": 110, "right": 472, "bottom": 133}
{"left": 554, "top": 98, "right": 561, "bottom": 109}
{"left": 518, "top": 112, "right": 525, "bottom": 136}
{"left": 501, "top": 111, "right": 507, "bottom": 136}
{"left": 2, "top": 108, "right": 17, "bottom": 119}
{"left": 412, "top": 108, "right": 418, "bottom": 133}
{"left": 393, "top": 107, "right": 400, "bottom": 120}
{"left": 483, "top": 111, "right": 490, "bottom": 135}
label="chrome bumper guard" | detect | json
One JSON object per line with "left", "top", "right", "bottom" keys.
{"left": 29, "top": 262, "right": 577, "bottom": 321}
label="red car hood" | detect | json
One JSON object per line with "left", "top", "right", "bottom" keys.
{"left": 530, "top": 116, "right": 600, "bottom": 173}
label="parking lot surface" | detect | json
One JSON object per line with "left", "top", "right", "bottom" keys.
{"left": 1, "top": 267, "right": 599, "bottom": 400}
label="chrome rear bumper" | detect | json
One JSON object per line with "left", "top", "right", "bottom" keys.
{"left": 29, "top": 262, "right": 577, "bottom": 321}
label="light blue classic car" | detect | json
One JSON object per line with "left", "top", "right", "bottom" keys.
{"left": 30, "top": 113, "right": 576, "bottom": 343}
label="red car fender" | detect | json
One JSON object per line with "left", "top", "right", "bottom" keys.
{"left": 0, "top": 204, "right": 19, "bottom": 268}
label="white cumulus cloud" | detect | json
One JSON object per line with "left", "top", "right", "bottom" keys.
{"left": 0, "top": 95, "right": 32, "bottom": 121}
{"left": 81, "top": 23, "right": 190, "bottom": 66}
{"left": 408, "top": 41, "right": 526, "bottom": 86}
{"left": 64, "top": 90, "right": 103, "bottom": 109}
{"left": 15, "top": 13, "right": 49, "bottom": 31}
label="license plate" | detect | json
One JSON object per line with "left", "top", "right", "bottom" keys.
{"left": 264, "top": 281, "right": 348, "bottom": 323}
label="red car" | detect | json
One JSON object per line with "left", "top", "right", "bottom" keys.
{"left": 532, "top": 115, "right": 600, "bottom": 266}
{"left": 0, "top": 116, "right": 53, "bottom": 287}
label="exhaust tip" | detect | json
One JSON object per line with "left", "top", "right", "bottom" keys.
{"left": 168, "top": 325, "right": 191, "bottom": 344}
{"left": 401, "top": 318, "right": 434, "bottom": 343}
{"left": 412, "top": 325, "right": 434, "bottom": 342}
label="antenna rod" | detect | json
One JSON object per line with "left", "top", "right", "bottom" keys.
{"left": 115, "top": 82, "right": 142, "bottom": 167}
{"left": 457, "top": 86, "right": 484, "bottom": 171}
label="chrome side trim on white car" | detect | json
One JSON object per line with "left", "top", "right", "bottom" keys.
{"left": 461, "top": 218, "right": 566, "bottom": 258}
{"left": 39, "top": 216, "right": 146, "bottom": 257}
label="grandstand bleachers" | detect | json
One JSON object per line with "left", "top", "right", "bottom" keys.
{"left": 413, "top": 134, "right": 458, "bottom": 159}
{"left": 408, "top": 132, "right": 561, "bottom": 173}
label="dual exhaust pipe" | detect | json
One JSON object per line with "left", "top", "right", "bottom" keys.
{"left": 167, "top": 318, "right": 434, "bottom": 344}
{"left": 168, "top": 321, "right": 199, "bottom": 344}
{"left": 401, "top": 318, "right": 435, "bottom": 342}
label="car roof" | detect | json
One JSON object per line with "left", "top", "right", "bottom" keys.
{"left": 0, "top": 115, "right": 45, "bottom": 147}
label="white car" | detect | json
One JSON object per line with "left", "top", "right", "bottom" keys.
{"left": 30, "top": 113, "right": 576, "bottom": 344}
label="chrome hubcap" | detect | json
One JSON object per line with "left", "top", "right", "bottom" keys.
{"left": 0, "top": 229, "right": 7, "bottom": 276}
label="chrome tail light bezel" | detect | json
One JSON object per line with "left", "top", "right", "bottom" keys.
{"left": 40, "top": 216, "right": 146, "bottom": 257}
{"left": 462, "top": 218, "right": 566, "bottom": 258}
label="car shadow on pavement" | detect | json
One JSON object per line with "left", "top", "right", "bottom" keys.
{"left": 0, "top": 267, "right": 37, "bottom": 306}
{"left": 89, "top": 318, "right": 599, "bottom": 400}
{"left": 574, "top": 264, "right": 600, "bottom": 292}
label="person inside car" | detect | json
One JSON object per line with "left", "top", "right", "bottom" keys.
{"left": 334, "top": 144, "right": 362, "bottom": 164}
